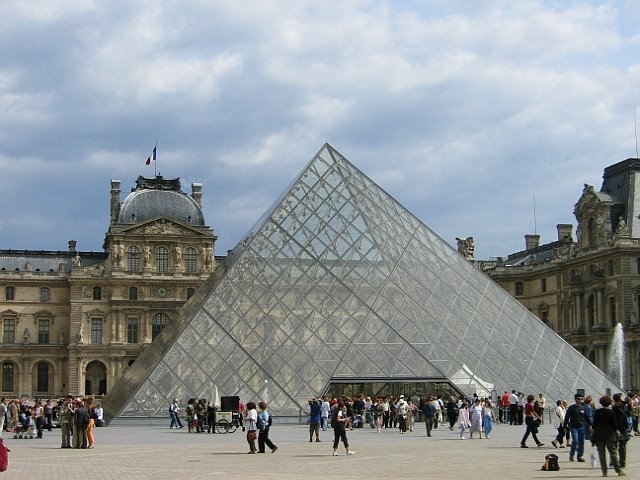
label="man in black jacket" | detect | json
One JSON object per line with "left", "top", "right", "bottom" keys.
{"left": 612, "top": 393, "right": 630, "bottom": 468}
{"left": 73, "top": 400, "right": 90, "bottom": 449}
{"left": 563, "top": 394, "right": 589, "bottom": 462}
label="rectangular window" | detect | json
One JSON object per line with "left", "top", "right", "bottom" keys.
{"left": 2, "top": 319, "right": 15, "bottom": 344}
{"left": 5, "top": 286, "right": 15, "bottom": 301}
{"left": 38, "top": 319, "right": 50, "bottom": 344}
{"left": 609, "top": 296, "right": 617, "bottom": 326}
{"left": 90, "top": 318, "right": 102, "bottom": 344}
{"left": 541, "top": 278, "right": 547, "bottom": 293}
{"left": 127, "top": 318, "right": 139, "bottom": 344}
{"left": 93, "top": 286, "right": 102, "bottom": 300}
{"left": 40, "top": 287, "right": 50, "bottom": 302}
{"left": 515, "top": 282, "right": 524, "bottom": 296}
{"left": 2, "top": 362, "right": 14, "bottom": 392}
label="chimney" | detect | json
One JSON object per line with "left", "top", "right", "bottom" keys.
{"left": 192, "top": 183, "right": 202, "bottom": 207}
{"left": 68, "top": 240, "right": 77, "bottom": 253}
{"left": 525, "top": 234, "right": 540, "bottom": 251}
{"left": 110, "top": 180, "right": 121, "bottom": 224}
{"left": 557, "top": 223, "right": 573, "bottom": 242}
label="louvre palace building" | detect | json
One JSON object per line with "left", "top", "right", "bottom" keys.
{"left": 479, "top": 158, "right": 640, "bottom": 393}
{"left": 0, "top": 146, "right": 630, "bottom": 411}
{"left": 0, "top": 175, "right": 220, "bottom": 399}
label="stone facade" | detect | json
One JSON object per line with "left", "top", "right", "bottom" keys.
{"left": 479, "top": 159, "right": 640, "bottom": 392}
{"left": 0, "top": 176, "right": 218, "bottom": 399}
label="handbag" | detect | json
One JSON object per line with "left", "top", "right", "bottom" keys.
{"left": 248, "top": 430, "right": 257, "bottom": 441}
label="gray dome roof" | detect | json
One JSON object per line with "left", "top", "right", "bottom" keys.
{"left": 118, "top": 189, "right": 205, "bottom": 226}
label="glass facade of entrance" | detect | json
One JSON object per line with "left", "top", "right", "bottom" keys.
{"left": 104, "top": 144, "right": 622, "bottom": 421}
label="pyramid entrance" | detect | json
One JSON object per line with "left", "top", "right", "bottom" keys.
{"left": 103, "top": 143, "right": 622, "bottom": 423}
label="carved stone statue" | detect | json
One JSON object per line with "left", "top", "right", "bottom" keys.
{"left": 24, "top": 261, "right": 33, "bottom": 271}
{"left": 174, "top": 246, "right": 182, "bottom": 265}
{"left": 72, "top": 253, "right": 82, "bottom": 268}
{"left": 203, "top": 244, "right": 213, "bottom": 270}
{"left": 143, "top": 246, "right": 152, "bottom": 270}
{"left": 78, "top": 324, "right": 84, "bottom": 344}
{"left": 23, "top": 328, "right": 30, "bottom": 344}
{"left": 616, "top": 216, "right": 629, "bottom": 236}
{"left": 58, "top": 329, "right": 65, "bottom": 345}
{"left": 455, "top": 237, "right": 475, "bottom": 260}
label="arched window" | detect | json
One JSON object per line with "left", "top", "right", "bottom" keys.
{"left": 127, "top": 245, "right": 140, "bottom": 272}
{"left": 5, "top": 286, "right": 15, "bottom": 301}
{"left": 129, "top": 286, "right": 138, "bottom": 300}
{"left": 151, "top": 313, "right": 169, "bottom": 340}
{"left": 2, "top": 362, "right": 14, "bottom": 392}
{"left": 36, "top": 361, "right": 50, "bottom": 392}
{"left": 184, "top": 247, "right": 197, "bottom": 273}
{"left": 40, "top": 287, "right": 50, "bottom": 302}
{"left": 156, "top": 246, "right": 169, "bottom": 273}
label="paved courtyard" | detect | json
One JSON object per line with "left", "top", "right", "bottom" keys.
{"left": 1, "top": 421, "right": 637, "bottom": 479}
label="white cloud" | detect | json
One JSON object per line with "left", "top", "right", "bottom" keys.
{"left": 2, "top": 1, "right": 640, "bottom": 258}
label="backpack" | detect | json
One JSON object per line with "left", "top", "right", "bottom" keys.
{"left": 541, "top": 454, "right": 559, "bottom": 471}
{"left": 256, "top": 413, "right": 266, "bottom": 431}
{"left": 0, "top": 438, "right": 10, "bottom": 472}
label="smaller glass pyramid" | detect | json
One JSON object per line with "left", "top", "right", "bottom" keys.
{"left": 103, "top": 144, "right": 621, "bottom": 420}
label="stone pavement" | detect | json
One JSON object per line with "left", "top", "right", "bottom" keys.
{"left": 1, "top": 421, "right": 637, "bottom": 479}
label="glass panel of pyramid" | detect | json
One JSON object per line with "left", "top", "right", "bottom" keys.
{"left": 103, "top": 143, "right": 622, "bottom": 420}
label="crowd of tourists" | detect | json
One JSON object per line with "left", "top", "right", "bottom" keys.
{"left": 0, "top": 395, "right": 104, "bottom": 449}
{"left": 165, "top": 388, "right": 638, "bottom": 476}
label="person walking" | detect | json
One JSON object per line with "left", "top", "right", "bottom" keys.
{"left": 551, "top": 399, "right": 566, "bottom": 448}
{"left": 396, "top": 395, "right": 408, "bottom": 434}
{"left": 483, "top": 399, "right": 497, "bottom": 439}
{"left": 470, "top": 398, "right": 483, "bottom": 439}
{"left": 422, "top": 395, "right": 436, "bottom": 437}
{"left": 612, "top": 393, "right": 630, "bottom": 469}
{"left": 457, "top": 401, "right": 470, "bottom": 439}
{"left": 244, "top": 401, "right": 258, "bottom": 454}
{"left": 563, "top": 393, "right": 589, "bottom": 462}
{"left": 331, "top": 400, "right": 355, "bottom": 456}
{"left": 257, "top": 401, "right": 278, "bottom": 453}
{"left": 591, "top": 395, "right": 625, "bottom": 477}
{"left": 169, "top": 399, "right": 183, "bottom": 429}
{"left": 520, "top": 394, "right": 544, "bottom": 448}
{"left": 446, "top": 396, "right": 457, "bottom": 430}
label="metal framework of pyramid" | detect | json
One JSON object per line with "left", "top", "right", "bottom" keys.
{"left": 103, "top": 143, "right": 621, "bottom": 421}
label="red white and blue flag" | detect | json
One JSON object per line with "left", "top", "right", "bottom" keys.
{"left": 146, "top": 146, "right": 156, "bottom": 165}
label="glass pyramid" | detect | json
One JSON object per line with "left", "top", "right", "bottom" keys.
{"left": 103, "top": 144, "right": 621, "bottom": 420}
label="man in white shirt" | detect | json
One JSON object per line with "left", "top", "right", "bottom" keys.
{"left": 509, "top": 390, "right": 519, "bottom": 425}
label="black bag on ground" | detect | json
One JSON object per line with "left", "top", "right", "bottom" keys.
{"left": 541, "top": 454, "right": 559, "bottom": 471}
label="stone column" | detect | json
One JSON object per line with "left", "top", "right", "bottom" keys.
{"left": 21, "top": 353, "right": 31, "bottom": 398}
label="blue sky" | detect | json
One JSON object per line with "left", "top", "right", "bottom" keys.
{"left": 2, "top": 0, "right": 640, "bottom": 259}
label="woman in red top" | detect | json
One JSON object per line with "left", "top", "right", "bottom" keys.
{"left": 520, "top": 394, "right": 544, "bottom": 448}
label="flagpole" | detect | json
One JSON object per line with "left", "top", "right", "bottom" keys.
{"left": 154, "top": 140, "right": 158, "bottom": 177}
